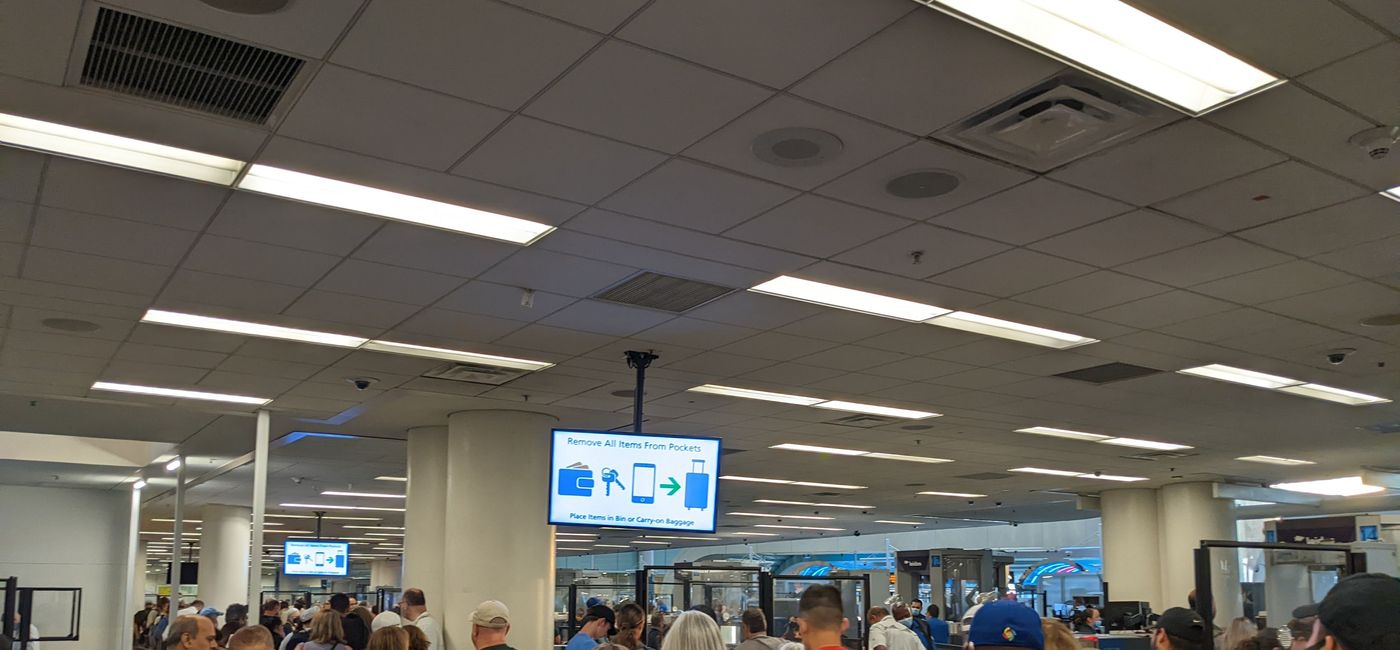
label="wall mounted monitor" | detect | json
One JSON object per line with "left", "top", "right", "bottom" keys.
{"left": 549, "top": 428, "right": 721, "bottom": 533}
{"left": 283, "top": 539, "right": 350, "bottom": 577}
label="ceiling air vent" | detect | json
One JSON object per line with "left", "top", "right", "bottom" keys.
{"left": 1360, "top": 420, "right": 1400, "bottom": 434}
{"left": 822, "top": 413, "right": 902, "bottom": 428}
{"left": 76, "top": 7, "right": 305, "bottom": 124}
{"left": 956, "top": 472, "right": 1014, "bottom": 481}
{"left": 933, "top": 72, "right": 1176, "bottom": 172}
{"left": 420, "top": 362, "right": 532, "bottom": 386}
{"left": 1055, "top": 362, "right": 1161, "bottom": 384}
{"left": 593, "top": 271, "right": 736, "bottom": 313}
{"left": 1120, "top": 451, "right": 1197, "bottom": 462}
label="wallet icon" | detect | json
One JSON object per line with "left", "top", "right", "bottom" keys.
{"left": 557, "top": 462, "right": 595, "bottom": 497}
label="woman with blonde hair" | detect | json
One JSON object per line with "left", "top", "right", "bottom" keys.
{"left": 296, "top": 611, "right": 350, "bottom": 650}
{"left": 1042, "top": 618, "right": 1080, "bottom": 650}
{"left": 1219, "top": 617, "right": 1257, "bottom": 650}
{"left": 366, "top": 627, "right": 408, "bottom": 650}
{"left": 660, "top": 611, "right": 724, "bottom": 650}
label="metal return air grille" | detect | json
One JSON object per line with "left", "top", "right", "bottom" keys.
{"left": 594, "top": 272, "right": 735, "bottom": 313}
{"left": 80, "top": 7, "right": 304, "bottom": 124}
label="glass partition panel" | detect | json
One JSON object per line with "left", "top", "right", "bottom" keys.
{"left": 642, "top": 567, "right": 765, "bottom": 648}
{"left": 772, "top": 575, "right": 869, "bottom": 650}
{"left": 1196, "top": 543, "right": 1352, "bottom": 650}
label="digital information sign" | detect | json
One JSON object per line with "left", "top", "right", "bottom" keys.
{"left": 283, "top": 539, "right": 350, "bottom": 576}
{"left": 548, "top": 428, "right": 721, "bottom": 533}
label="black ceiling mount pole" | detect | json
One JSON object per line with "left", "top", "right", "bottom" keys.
{"left": 314, "top": 511, "right": 326, "bottom": 539}
{"left": 625, "top": 350, "right": 659, "bottom": 434}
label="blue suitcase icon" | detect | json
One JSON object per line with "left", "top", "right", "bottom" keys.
{"left": 684, "top": 459, "right": 709, "bottom": 510}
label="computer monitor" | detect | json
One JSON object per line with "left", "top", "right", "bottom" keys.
{"left": 1102, "top": 601, "right": 1152, "bottom": 631}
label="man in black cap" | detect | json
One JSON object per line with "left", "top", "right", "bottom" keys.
{"left": 1307, "top": 573, "right": 1400, "bottom": 650}
{"left": 565, "top": 605, "right": 614, "bottom": 650}
{"left": 1285, "top": 603, "right": 1318, "bottom": 650}
{"left": 1152, "top": 608, "right": 1207, "bottom": 650}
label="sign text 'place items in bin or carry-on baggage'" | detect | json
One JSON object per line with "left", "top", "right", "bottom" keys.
{"left": 684, "top": 459, "right": 709, "bottom": 510}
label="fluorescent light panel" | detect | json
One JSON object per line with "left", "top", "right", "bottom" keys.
{"left": 754, "top": 500, "right": 874, "bottom": 510}
{"left": 1236, "top": 455, "right": 1314, "bottom": 466}
{"left": 360, "top": 340, "right": 552, "bottom": 371}
{"left": 630, "top": 541, "right": 671, "bottom": 545}
{"left": 141, "top": 309, "right": 365, "bottom": 347}
{"left": 1010, "top": 467, "right": 1090, "bottom": 477}
{"left": 917, "top": 490, "right": 987, "bottom": 498}
{"left": 814, "top": 400, "right": 940, "bottom": 420}
{"left": 643, "top": 535, "right": 722, "bottom": 541}
{"left": 237, "top": 164, "right": 554, "bottom": 245}
{"left": 1276, "top": 383, "right": 1391, "bottom": 405}
{"left": 278, "top": 503, "right": 405, "bottom": 512}
{"left": 375, "top": 476, "right": 408, "bottom": 482}
{"left": 719, "top": 475, "right": 867, "bottom": 489}
{"left": 1270, "top": 476, "right": 1384, "bottom": 497}
{"left": 557, "top": 547, "right": 592, "bottom": 552}
{"left": 687, "top": 384, "right": 823, "bottom": 406}
{"left": 727, "top": 512, "right": 834, "bottom": 521}
{"left": 1009, "top": 467, "right": 1148, "bottom": 482}
{"left": 320, "top": 491, "right": 406, "bottom": 499}
{"left": 1016, "top": 426, "right": 1110, "bottom": 442}
{"left": 342, "top": 525, "right": 405, "bottom": 530}
{"left": 750, "top": 276, "right": 949, "bottom": 321}
{"left": 770, "top": 444, "right": 951, "bottom": 464}
{"left": 917, "top": 0, "right": 1279, "bottom": 115}
{"left": 863, "top": 452, "right": 953, "bottom": 464}
{"left": 593, "top": 544, "right": 631, "bottom": 549}
{"left": 1097, "top": 437, "right": 1193, "bottom": 451}
{"left": 926, "top": 311, "right": 1098, "bottom": 349}
{"left": 92, "top": 381, "right": 270, "bottom": 405}
{"left": 875, "top": 520, "right": 923, "bottom": 526}
{"left": 1178, "top": 365, "right": 1388, "bottom": 405}
{"left": 0, "top": 112, "right": 245, "bottom": 184}
{"left": 727, "top": 532, "right": 780, "bottom": 537}
{"left": 265, "top": 514, "right": 381, "bottom": 521}
{"left": 755, "top": 524, "right": 845, "bottom": 531}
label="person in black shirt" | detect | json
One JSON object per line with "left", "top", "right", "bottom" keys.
{"left": 331, "top": 594, "right": 369, "bottom": 650}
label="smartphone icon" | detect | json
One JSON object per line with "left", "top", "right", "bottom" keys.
{"left": 632, "top": 463, "right": 656, "bottom": 504}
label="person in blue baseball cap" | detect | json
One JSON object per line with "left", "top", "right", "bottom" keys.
{"left": 967, "top": 602, "right": 1044, "bottom": 650}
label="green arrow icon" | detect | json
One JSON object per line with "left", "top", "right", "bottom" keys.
{"left": 660, "top": 477, "right": 681, "bottom": 496}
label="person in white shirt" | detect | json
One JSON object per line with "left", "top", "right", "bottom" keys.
{"left": 400, "top": 589, "right": 442, "bottom": 650}
{"left": 868, "top": 607, "right": 923, "bottom": 650}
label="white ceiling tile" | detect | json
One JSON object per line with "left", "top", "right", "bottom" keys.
{"left": 817, "top": 141, "right": 1032, "bottom": 219}
{"left": 774, "top": 310, "right": 906, "bottom": 344}
{"left": 351, "top": 224, "right": 517, "bottom": 278}
{"left": 600, "top": 160, "right": 799, "bottom": 233}
{"left": 1157, "top": 308, "right": 1300, "bottom": 343}
{"left": 739, "top": 362, "right": 846, "bottom": 386}
{"left": 1236, "top": 195, "right": 1400, "bottom": 257}
{"left": 664, "top": 350, "right": 775, "bottom": 377}
{"left": 30, "top": 206, "right": 197, "bottom": 266}
{"left": 198, "top": 371, "right": 299, "bottom": 396}
{"left": 805, "top": 372, "right": 908, "bottom": 395}
{"left": 1050, "top": 121, "right": 1286, "bottom": 206}
{"left": 236, "top": 339, "right": 350, "bottom": 366}
{"left": 862, "top": 381, "right": 967, "bottom": 408}
{"left": 2, "top": 348, "right": 109, "bottom": 375}
{"left": 494, "top": 324, "right": 616, "bottom": 355}
{"left": 568, "top": 209, "right": 813, "bottom": 273}
{"left": 927, "top": 338, "right": 1048, "bottom": 367}
{"left": 434, "top": 281, "right": 574, "bottom": 322}
{"left": 315, "top": 260, "right": 463, "bottom": 306}
{"left": 0, "top": 365, "right": 98, "bottom": 389}
{"left": 797, "top": 344, "right": 906, "bottom": 372}
{"left": 159, "top": 270, "right": 304, "bottom": 314}
{"left": 0, "top": 0, "right": 79, "bottom": 84}
{"left": 39, "top": 158, "right": 226, "bottom": 231}
{"left": 686, "top": 291, "right": 825, "bottom": 330}
{"left": 1311, "top": 234, "right": 1400, "bottom": 279}
{"left": 1300, "top": 43, "right": 1400, "bottom": 126}
{"left": 1208, "top": 84, "right": 1400, "bottom": 191}
{"left": 1115, "top": 237, "right": 1294, "bottom": 288}
{"left": 4, "top": 329, "right": 122, "bottom": 359}
{"left": 0, "top": 149, "right": 45, "bottom": 203}
{"left": 636, "top": 317, "right": 760, "bottom": 350}
{"left": 22, "top": 247, "right": 170, "bottom": 296}
{"left": 453, "top": 117, "right": 666, "bottom": 203}
{"left": 332, "top": 0, "right": 599, "bottom": 109}
{"left": 929, "top": 367, "right": 1033, "bottom": 390}
{"left": 621, "top": 0, "right": 912, "bottom": 87}
{"left": 930, "top": 249, "right": 1093, "bottom": 297}
{"left": 718, "top": 331, "right": 837, "bottom": 362}
{"left": 1015, "top": 271, "right": 1172, "bottom": 314}
{"left": 832, "top": 224, "right": 1011, "bottom": 279}
{"left": 525, "top": 40, "right": 771, "bottom": 152}
{"left": 389, "top": 308, "right": 526, "bottom": 343}
{"left": 1129, "top": 0, "right": 1385, "bottom": 76}
{"left": 1338, "top": 0, "right": 1400, "bottom": 37}
{"left": 278, "top": 65, "right": 509, "bottom": 170}
{"left": 102, "top": 360, "right": 209, "bottom": 387}
{"left": 114, "top": 343, "right": 226, "bottom": 369}
{"left": 1154, "top": 161, "right": 1368, "bottom": 232}
{"left": 792, "top": 10, "right": 1063, "bottom": 133}
{"left": 930, "top": 178, "right": 1132, "bottom": 245}
{"left": 537, "top": 300, "right": 675, "bottom": 337}
{"left": 795, "top": 261, "right": 995, "bottom": 312}
{"left": 283, "top": 290, "right": 419, "bottom": 330}
{"left": 257, "top": 137, "right": 585, "bottom": 227}
{"left": 206, "top": 193, "right": 380, "bottom": 257}
{"left": 106, "top": 0, "right": 362, "bottom": 58}
{"left": 1087, "top": 291, "right": 1236, "bottom": 329}
{"left": 723, "top": 195, "right": 909, "bottom": 258}
{"left": 1193, "top": 261, "right": 1356, "bottom": 305}
{"left": 498, "top": 0, "right": 647, "bottom": 32}
{"left": 5, "top": 306, "right": 133, "bottom": 341}
{"left": 685, "top": 95, "right": 914, "bottom": 191}
{"left": 478, "top": 248, "right": 637, "bottom": 298}
{"left": 1031, "top": 210, "right": 1217, "bottom": 268}
{"left": 183, "top": 235, "right": 340, "bottom": 288}
{"left": 536, "top": 230, "right": 772, "bottom": 290}
{"left": 864, "top": 357, "right": 975, "bottom": 382}
{"left": 216, "top": 355, "right": 325, "bottom": 381}
{"left": 126, "top": 323, "right": 246, "bottom": 354}
{"left": 992, "top": 352, "right": 1107, "bottom": 377}
{"left": 1257, "top": 281, "right": 1400, "bottom": 334}
{"left": 0, "top": 243, "right": 20, "bottom": 277}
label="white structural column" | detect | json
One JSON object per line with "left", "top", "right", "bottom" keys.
{"left": 122, "top": 487, "right": 143, "bottom": 650}
{"left": 442, "top": 410, "right": 557, "bottom": 650}
{"left": 200, "top": 505, "right": 251, "bottom": 612}
{"left": 370, "top": 560, "right": 402, "bottom": 589}
{"left": 1100, "top": 488, "right": 1164, "bottom": 611}
{"left": 248, "top": 409, "right": 270, "bottom": 608}
{"left": 133, "top": 541, "right": 149, "bottom": 610}
{"left": 403, "top": 426, "right": 448, "bottom": 603}
{"left": 1158, "top": 482, "right": 1239, "bottom": 618}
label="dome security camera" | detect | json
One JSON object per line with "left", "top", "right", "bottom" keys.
{"left": 1327, "top": 348, "right": 1356, "bottom": 365}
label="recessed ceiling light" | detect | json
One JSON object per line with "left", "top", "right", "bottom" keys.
{"left": 629, "top": 541, "right": 671, "bottom": 545}
{"left": 265, "top": 514, "right": 381, "bottom": 521}
{"left": 770, "top": 443, "right": 868, "bottom": 456}
{"left": 92, "top": 381, "right": 271, "bottom": 405}
{"left": 718, "top": 475, "right": 866, "bottom": 489}
{"left": 754, "top": 524, "right": 845, "bottom": 531}
{"left": 688, "top": 384, "right": 824, "bottom": 406}
{"left": 915, "top": 0, "right": 1280, "bottom": 115}
{"left": 360, "top": 340, "right": 553, "bottom": 371}
{"left": 342, "top": 525, "right": 405, "bottom": 530}
{"left": 1016, "top": 426, "right": 1112, "bottom": 442}
{"left": 1009, "top": 467, "right": 1087, "bottom": 477}
{"left": 814, "top": 400, "right": 940, "bottom": 420}
{"left": 927, "top": 311, "right": 1098, "bottom": 349}
{"left": 142, "top": 309, "right": 367, "bottom": 347}
{"left": 754, "top": 499, "right": 874, "bottom": 509}
{"left": 363, "top": 532, "right": 405, "bottom": 537}
{"left": 1098, "top": 437, "right": 1193, "bottom": 451}
{"left": 237, "top": 164, "right": 555, "bottom": 245}
{"left": 720, "top": 475, "right": 793, "bottom": 484}
{"left": 791, "top": 481, "right": 867, "bottom": 490}
{"left": 917, "top": 491, "right": 987, "bottom": 498}
{"left": 593, "top": 544, "right": 632, "bottom": 549}
{"left": 1270, "top": 476, "right": 1384, "bottom": 497}
{"left": 1177, "top": 364, "right": 1301, "bottom": 390}
{"left": 320, "top": 491, "right": 406, "bottom": 499}
{"left": 749, "top": 276, "right": 950, "bottom": 322}
{"left": 557, "top": 547, "right": 592, "bottom": 552}
{"left": 278, "top": 503, "right": 405, "bottom": 512}
{"left": 642, "top": 535, "right": 723, "bottom": 541}
{"left": 727, "top": 512, "right": 835, "bottom": 521}
{"left": 1087, "top": 474, "right": 1150, "bottom": 482}
{"left": 150, "top": 519, "right": 202, "bottom": 524}
{"left": 726, "top": 531, "right": 780, "bottom": 537}
{"left": 863, "top": 452, "right": 953, "bottom": 464}
{"left": 1276, "top": 383, "right": 1390, "bottom": 406}
{"left": 1236, "top": 455, "right": 1314, "bottom": 466}
{"left": 0, "top": 112, "right": 246, "bottom": 184}
{"left": 875, "top": 520, "right": 923, "bottom": 526}
{"left": 374, "top": 476, "right": 408, "bottom": 482}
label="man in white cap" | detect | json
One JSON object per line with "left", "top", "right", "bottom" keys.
{"left": 469, "top": 601, "right": 513, "bottom": 650}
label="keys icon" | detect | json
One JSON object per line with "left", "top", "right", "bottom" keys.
{"left": 601, "top": 467, "right": 626, "bottom": 496}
